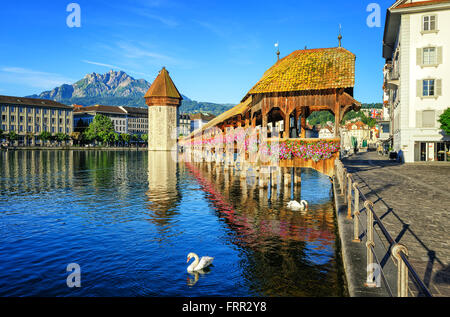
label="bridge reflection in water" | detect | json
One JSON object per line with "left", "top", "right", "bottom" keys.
{"left": 183, "top": 160, "right": 346, "bottom": 296}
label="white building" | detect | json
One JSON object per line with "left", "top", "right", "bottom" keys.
{"left": 340, "top": 121, "right": 371, "bottom": 152}
{"left": 318, "top": 125, "right": 335, "bottom": 139}
{"left": 383, "top": 0, "right": 450, "bottom": 162}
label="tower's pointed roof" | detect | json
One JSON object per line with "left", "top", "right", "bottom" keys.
{"left": 145, "top": 67, "right": 182, "bottom": 99}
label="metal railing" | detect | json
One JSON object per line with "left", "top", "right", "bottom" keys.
{"left": 334, "top": 159, "right": 432, "bottom": 297}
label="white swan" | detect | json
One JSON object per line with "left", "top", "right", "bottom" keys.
{"left": 287, "top": 200, "right": 309, "bottom": 211}
{"left": 187, "top": 252, "right": 214, "bottom": 273}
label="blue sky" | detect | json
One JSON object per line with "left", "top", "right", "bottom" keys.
{"left": 0, "top": 0, "right": 393, "bottom": 104}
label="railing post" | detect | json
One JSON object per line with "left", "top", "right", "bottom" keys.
{"left": 364, "top": 200, "right": 377, "bottom": 288}
{"left": 347, "top": 173, "right": 352, "bottom": 219}
{"left": 392, "top": 244, "right": 409, "bottom": 297}
{"left": 342, "top": 169, "right": 347, "bottom": 201}
{"left": 352, "top": 182, "right": 360, "bottom": 243}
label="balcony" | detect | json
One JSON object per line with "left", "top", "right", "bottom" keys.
{"left": 385, "top": 68, "right": 400, "bottom": 87}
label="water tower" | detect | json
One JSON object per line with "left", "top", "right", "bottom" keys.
{"left": 145, "top": 67, "right": 183, "bottom": 151}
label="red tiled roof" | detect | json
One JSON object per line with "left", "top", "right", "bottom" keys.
{"left": 145, "top": 67, "right": 182, "bottom": 99}
{"left": 394, "top": 0, "right": 450, "bottom": 9}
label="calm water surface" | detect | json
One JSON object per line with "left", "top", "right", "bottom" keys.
{"left": 0, "top": 150, "right": 346, "bottom": 296}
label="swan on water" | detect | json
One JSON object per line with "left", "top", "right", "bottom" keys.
{"left": 287, "top": 200, "right": 309, "bottom": 211}
{"left": 187, "top": 252, "right": 214, "bottom": 273}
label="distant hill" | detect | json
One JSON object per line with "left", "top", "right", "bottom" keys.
{"left": 27, "top": 70, "right": 234, "bottom": 116}
{"left": 307, "top": 103, "right": 384, "bottom": 126}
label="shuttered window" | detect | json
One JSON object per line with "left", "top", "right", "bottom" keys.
{"left": 417, "top": 47, "right": 443, "bottom": 66}
{"left": 418, "top": 79, "right": 442, "bottom": 97}
{"left": 423, "top": 47, "right": 436, "bottom": 65}
{"left": 422, "top": 110, "right": 435, "bottom": 128}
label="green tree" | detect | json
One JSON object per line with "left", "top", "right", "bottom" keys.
{"left": 55, "top": 132, "right": 70, "bottom": 146}
{"left": 131, "top": 134, "right": 139, "bottom": 148}
{"left": 7, "top": 131, "right": 19, "bottom": 145}
{"left": 84, "top": 114, "right": 115, "bottom": 145}
{"left": 38, "top": 131, "right": 52, "bottom": 145}
{"left": 141, "top": 134, "right": 148, "bottom": 143}
{"left": 438, "top": 108, "right": 450, "bottom": 135}
{"left": 104, "top": 131, "right": 117, "bottom": 146}
{"left": 113, "top": 132, "right": 120, "bottom": 147}
{"left": 121, "top": 133, "right": 131, "bottom": 147}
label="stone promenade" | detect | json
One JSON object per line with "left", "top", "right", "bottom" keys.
{"left": 342, "top": 151, "right": 450, "bottom": 297}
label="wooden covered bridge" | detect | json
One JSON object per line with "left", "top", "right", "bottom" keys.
{"left": 179, "top": 46, "right": 361, "bottom": 183}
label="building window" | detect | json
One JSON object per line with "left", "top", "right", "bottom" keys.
{"left": 36, "top": 109, "right": 40, "bottom": 114}
{"left": 19, "top": 126, "right": 23, "bottom": 132}
{"left": 10, "top": 115, "right": 15, "bottom": 122}
{"left": 36, "top": 126, "right": 40, "bottom": 132}
{"left": 423, "top": 15, "right": 436, "bottom": 32}
{"left": 19, "top": 107, "right": 24, "bottom": 113}
{"left": 423, "top": 47, "right": 436, "bottom": 65}
{"left": 1, "top": 115, "right": 5, "bottom": 121}
{"left": 423, "top": 79, "right": 435, "bottom": 97}
{"left": 422, "top": 110, "right": 435, "bottom": 128}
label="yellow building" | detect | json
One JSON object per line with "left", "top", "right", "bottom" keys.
{"left": 0, "top": 95, "right": 73, "bottom": 146}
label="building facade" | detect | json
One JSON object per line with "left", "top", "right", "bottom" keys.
{"left": 0, "top": 95, "right": 73, "bottom": 146}
{"left": 120, "top": 106, "right": 148, "bottom": 136}
{"left": 383, "top": 0, "right": 450, "bottom": 162}
{"left": 340, "top": 121, "right": 372, "bottom": 152}
{"left": 73, "top": 105, "right": 127, "bottom": 134}
{"left": 179, "top": 114, "right": 191, "bottom": 137}
{"left": 189, "top": 112, "right": 216, "bottom": 133}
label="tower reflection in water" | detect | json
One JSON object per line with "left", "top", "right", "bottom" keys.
{"left": 146, "top": 151, "right": 180, "bottom": 242}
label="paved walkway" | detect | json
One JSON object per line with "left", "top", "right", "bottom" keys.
{"left": 342, "top": 151, "right": 450, "bottom": 297}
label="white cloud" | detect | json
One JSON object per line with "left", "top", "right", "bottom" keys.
{"left": 81, "top": 59, "right": 152, "bottom": 78}
{"left": 82, "top": 60, "right": 120, "bottom": 69}
{"left": 116, "top": 42, "right": 179, "bottom": 64}
{"left": 0, "top": 67, "right": 75, "bottom": 90}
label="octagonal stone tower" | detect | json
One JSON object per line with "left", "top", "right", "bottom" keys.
{"left": 145, "top": 67, "right": 183, "bottom": 151}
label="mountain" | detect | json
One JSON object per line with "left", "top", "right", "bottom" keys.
{"left": 27, "top": 70, "right": 234, "bottom": 116}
